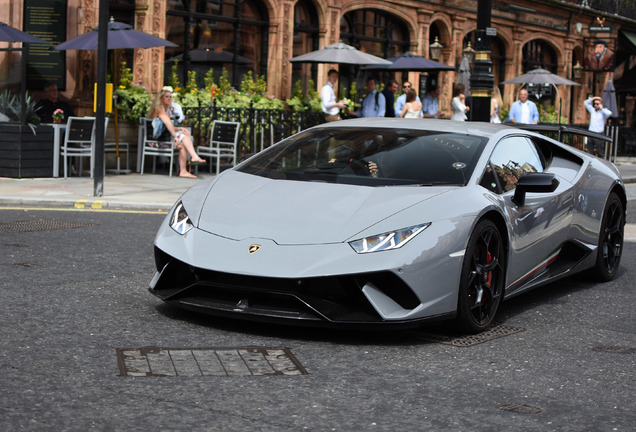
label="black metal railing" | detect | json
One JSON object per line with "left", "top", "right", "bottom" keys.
{"left": 506, "top": 122, "right": 620, "bottom": 161}
{"left": 181, "top": 101, "right": 325, "bottom": 161}
{"left": 570, "top": 0, "right": 636, "bottom": 20}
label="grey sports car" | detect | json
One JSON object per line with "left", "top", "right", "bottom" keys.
{"left": 149, "top": 118, "right": 626, "bottom": 332}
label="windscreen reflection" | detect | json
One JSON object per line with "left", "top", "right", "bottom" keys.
{"left": 237, "top": 127, "right": 487, "bottom": 186}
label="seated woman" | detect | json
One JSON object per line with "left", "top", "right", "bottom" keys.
{"left": 148, "top": 89, "right": 206, "bottom": 178}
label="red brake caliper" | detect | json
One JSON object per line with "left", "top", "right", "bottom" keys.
{"left": 483, "top": 252, "right": 493, "bottom": 305}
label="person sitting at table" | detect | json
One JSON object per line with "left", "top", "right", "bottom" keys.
{"left": 148, "top": 89, "right": 206, "bottom": 178}
{"left": 37, "top": 82, "right": 75, "bottom": 123}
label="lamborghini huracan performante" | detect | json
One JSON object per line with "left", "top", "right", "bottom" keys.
{"left": 149, "top": 119, "right": 626, "bottom": 332}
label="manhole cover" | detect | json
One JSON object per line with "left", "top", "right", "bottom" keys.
{"left": 116, "top": 346, "right": 309, "bottom": 377}
{"left": 420, "top": 324, "right": 526, "bottom": 347}
{"left": 0, "top": 219, "right": 96, "bottom": 233}
{"left": 497, "top": 403, "right": 543, "bottom": 414}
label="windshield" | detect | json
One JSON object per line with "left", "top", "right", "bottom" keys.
{"left": 237, "top": 127, "right": 487, "bottom": 186}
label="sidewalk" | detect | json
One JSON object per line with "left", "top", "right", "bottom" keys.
{"left": 1, "top": 163, "right": 635, "bottom": 212}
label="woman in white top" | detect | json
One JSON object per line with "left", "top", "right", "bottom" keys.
{"left": 149, "top": 89, "right": 207, "bottom": 178}
{"left": 490, "top": 86, "right": 503, "bottom": 123}
{"left": 450, "top": 83, "right": 469, "bottom": 121}
{"left": 400, "top": 89, "right": 422, "bottom": 119}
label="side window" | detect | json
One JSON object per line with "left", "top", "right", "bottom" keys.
{"left": 488, "top": 136, "right": 544, "bottom": 192}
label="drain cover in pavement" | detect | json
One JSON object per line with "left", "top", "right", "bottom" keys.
{"left": 116, "top": 346, "right": 308, "bottom": 377}
{"left": 0, "top": 219, "right": 96, "bottom": 233}
{"left": 420, "top": 324, "right": 526, "bottom": 347}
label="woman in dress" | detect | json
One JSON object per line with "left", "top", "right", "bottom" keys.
{"left": 148, "top": 89, "right": 206, "bottom": 178}
{"left": 400, "top": 89, "right": 422, "bottom": 118}
{"left": 450, "top": 83, "right": 469, "bottom": 121}
{"left": 490, "top": 86, "right": 503, "bottom": 123}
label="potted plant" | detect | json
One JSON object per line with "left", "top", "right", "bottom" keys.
{"left": 0, "top": 89, "right": 53, "bottom": 178}
{"left": 52, "top": 109, "right": 65, "bottom": 123}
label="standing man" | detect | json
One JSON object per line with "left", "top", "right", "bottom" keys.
{"left": 422, "top": 85, "right": 446, "bottom": 119}
{"left": 394, "top": 81, "right": 421, "bottom": 117}
{"left": 584, "top": 96, "right": 612, "bottom": 157}
{"left": 507, "top": 89, "right": 539, "bottom": 124}
{"left": 357, "top": 78, "right": 386, "bottom": 118}
{"left": 321, "top": 69, "right": 347, "bottom": 122}
{"left": 37, "top": 83, "right": 75, "bottom": 123}
{"left": 382, "top": 79, "right": 398, "bottom": 117}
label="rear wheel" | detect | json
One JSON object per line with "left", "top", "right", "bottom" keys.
{"left": 590, "top": 192, "right": 624, "bottom": 282}
{"left": 456, "top": 220, "right": 505, "bottom": 333}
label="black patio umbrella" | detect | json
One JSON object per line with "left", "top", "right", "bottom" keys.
{"left": 0, "top": 22, "right": 50, "bottom": 125}
{"left": 364, "top": 52, "right": 455, "bottom": 72}
{"left": 0, "top": 21, "right": 49, "bottom": 44}
{"left": 602, "top": 80, "right": 618, "bottom": 118}
{"left": 288, "top": 43, "right": 391, "bottom": 66}
{"left": 54, "top": 19, "right": 178, "bottom": 51}
{"left": 54, "top": 18, "right": 178, "bottom": 172}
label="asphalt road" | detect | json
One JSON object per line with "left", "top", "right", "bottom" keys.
{"left": 0, "top": 207, "right": 634, "bottom": 431}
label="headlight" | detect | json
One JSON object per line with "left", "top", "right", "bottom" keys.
{"left": 348, "top": 223, "right": 430, "bottom": 254}
{"left": 170, "top": 201, "right": 193, "bottom": 235}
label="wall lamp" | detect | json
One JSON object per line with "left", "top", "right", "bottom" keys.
{"left": 429, "top": 37, "right": 443, "bottom": 61}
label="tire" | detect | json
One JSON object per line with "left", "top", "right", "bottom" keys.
{"left": 590, "top": 192, "right": 624, "bottom": 282}
{"left": 456, "top": 219, "right": 505, "bottom": 333}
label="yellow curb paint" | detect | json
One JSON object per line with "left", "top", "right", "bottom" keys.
{"left": 74, "top": 200, "right": 86, "bottom": 209}
{"left": 92, "top": 200, "right": 104, "bottom": 209}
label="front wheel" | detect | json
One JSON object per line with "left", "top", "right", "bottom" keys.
{"left": 456, "top": 220, "right": 505, "bottom": 333}
{"left": 590, "top": 192, "right": 624, "bottom": 282}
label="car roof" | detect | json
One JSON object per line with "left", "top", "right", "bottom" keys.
{"left": 313, "top": 118, "right": 514, "bottom": 139}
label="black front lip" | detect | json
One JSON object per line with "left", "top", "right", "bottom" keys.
{"left": 149, "top": 248, "right": 453, "bottom": 329}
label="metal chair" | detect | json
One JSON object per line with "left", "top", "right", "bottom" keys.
{"left": 197, "top": 120, "right": 240, "bottom": 174}
{"left": 61, "top": 116, "right": 96, "bottom": 179}
{"left": 139, "top": 117, "right": 178, "bottom": 176}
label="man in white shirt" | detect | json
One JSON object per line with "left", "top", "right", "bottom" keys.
{"left": 357, "top": 78, "right": 385, "bottom": 117}
{"left": 584, "top": 96, "right": 612, "bottom": 157}
{"left": 507, "top": 89, "right": 539, "bottom": 124}
{"left": 321, "top": 69, "right": 347, "bottom": 122}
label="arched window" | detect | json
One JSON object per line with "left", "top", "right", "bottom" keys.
{"left": 292, "top": 0, "right": 320, "bottom": 93}
{"left": 165, "top": 0, "right": 269, "bottom": 88}
{"left": 522, "top": 40, "right": 558, "bottom": 72}
{"left": 339, "top": 9, "right": 409, "bottom": 92}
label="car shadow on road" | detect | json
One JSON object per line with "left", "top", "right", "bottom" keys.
{"left": 153, "top": 264, "right": 628, "bottom": 347}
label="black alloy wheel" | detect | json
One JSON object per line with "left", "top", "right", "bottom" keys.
{"left": 457, "top": 219, "right": 505, "bottom": 333}
{"left": 591, "top": 192, "right": 624, "bottom": 282}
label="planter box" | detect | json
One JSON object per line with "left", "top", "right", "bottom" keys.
{"left": 0, "top": 123, "right": 54, "bottom": 178}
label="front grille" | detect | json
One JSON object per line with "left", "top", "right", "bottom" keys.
{"left": 152, "top": 248, "right": 421, "bottom": 324}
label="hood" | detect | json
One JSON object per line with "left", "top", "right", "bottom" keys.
{"left": 195, "top": 171, "right": 449, "bottom": 245}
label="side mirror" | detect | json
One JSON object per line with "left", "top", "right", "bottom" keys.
{"left": 512, "top": 173, "right": 560, "bottom": 206}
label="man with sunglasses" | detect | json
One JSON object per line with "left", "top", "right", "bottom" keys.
{"left": 394, "top": 82, "right": 421, "bottom": 117}
{"left": 584, "top": 96, "right": 612, "bottom": 157}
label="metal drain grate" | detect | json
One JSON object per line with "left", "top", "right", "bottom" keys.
{"left": 592, "top": 345, "right": 636, "bottom": 354}
{"left": 0, "top": 219, "right": 96, "bottom": 233}
{"left": 421, "top": 324, "right": 526, "bottom": 347}
{"left": 116, "top": 346, "right": 309, "bottom": 377}
{"left": 497, "top": 403, "right": 543, "bottom": 414}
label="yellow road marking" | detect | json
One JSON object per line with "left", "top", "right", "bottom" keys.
{"left": 0, "top": 206, "right": 167, "bottom": 215}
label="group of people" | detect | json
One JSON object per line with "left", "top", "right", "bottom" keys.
{"left": 320, "top": 70, "right": 477, "bottom": 122}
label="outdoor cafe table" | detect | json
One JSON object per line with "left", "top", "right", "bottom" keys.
{"left": 44, "top": 122, "right": 65, "bottom": 178}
